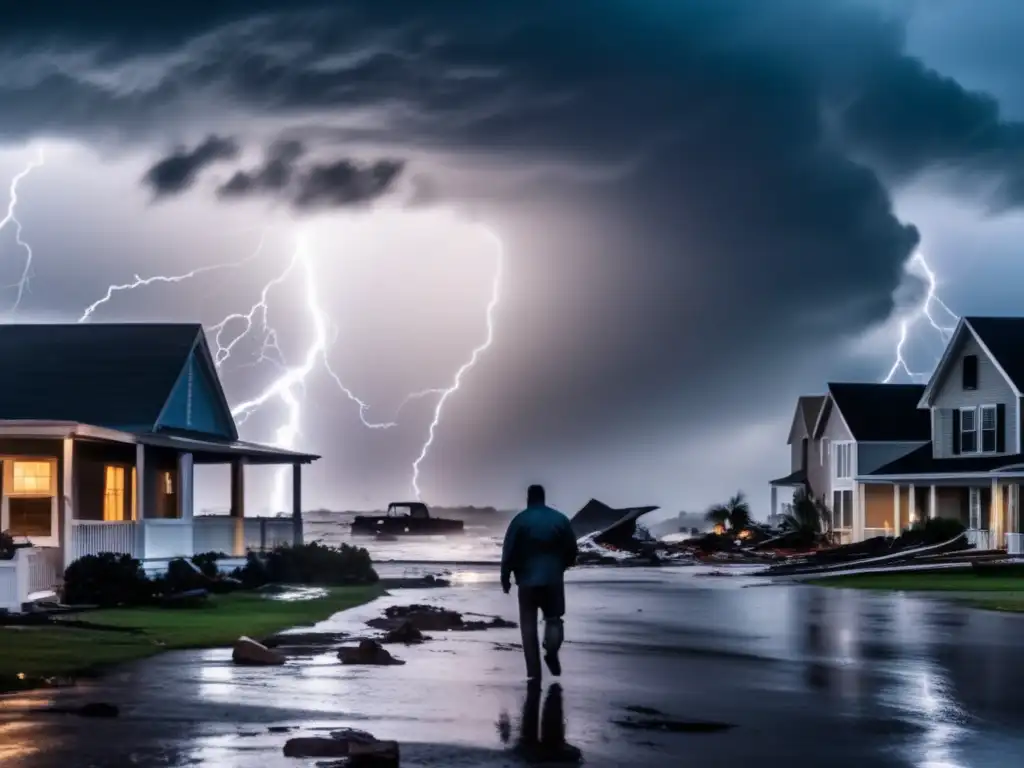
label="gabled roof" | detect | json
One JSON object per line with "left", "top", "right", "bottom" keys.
{"left": 787, "top": 395, "right": 825, "bottom": 445}
{"left": 0, "top": 323, "right": 221, "bottom": 432}
{"left": 919, "top": 317, "right": 1024, "bottom": 406}
{"left": 815, "top": 382, "right": 929, "bottom": 442}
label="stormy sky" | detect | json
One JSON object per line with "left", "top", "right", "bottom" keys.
{"left": 1, "top": 0, "right": 1023, "bottom": 517}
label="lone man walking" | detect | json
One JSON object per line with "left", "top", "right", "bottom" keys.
{"left": 501, "top": 484, "right": 579, "bottom": 680}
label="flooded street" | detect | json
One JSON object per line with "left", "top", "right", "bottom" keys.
{"left": 3, "top": 566, "right": 1024, "bottom": 766}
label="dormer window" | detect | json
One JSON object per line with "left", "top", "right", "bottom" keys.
{"left": 962, "top": 354, "right": 978, "bottom": 391}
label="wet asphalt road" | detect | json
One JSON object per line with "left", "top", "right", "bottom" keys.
{"left": 3, "top": 566, "right": 1024, "bottom": 767}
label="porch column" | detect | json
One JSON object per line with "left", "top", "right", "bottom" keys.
{"left": 991, "top": 478, "right": 1004, "bottom": 548}
{"left": 852, "top": 482, "right": 864, "bottom": 542}
{"left": 292, "top": 462, "right": 303, "bottom": 547}
{"left": 177, "top": 453, "right": 194, "bottom": 523}
{"left": 908, "top": 483, "right": 917, "bottom": 525}
{"left": 230, "top": 458, "right": 245, "bottom": 557}
{"left": 928, "top": 484, "right": 937, "bottom": 520}
{"left": 770, "top": 486, "right": 778, "bottom": 520}
{"left": 893, "top": 484, "right": 901, "bottom": 535}
{"left": 135, "top": 443, "right": 147, "bottom": 559}
{"left": 62, "top": 437, "right": 76, "bottom": 571}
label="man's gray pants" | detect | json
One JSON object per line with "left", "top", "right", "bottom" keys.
{"left": 517, "top": 583, "right": 565, "bottom": 679}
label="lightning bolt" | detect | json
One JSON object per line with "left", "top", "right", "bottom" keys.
{"left": 0, "top": 149, "right": 45, "bottom": 313}
{"left": 410, "top": 226, "right": 503, "bottom": 499}
{"left": 883, "top": 251, "right": 958, "bottom": 383}
{"left": 79, "top": 220, "right": 503, "bottom": 512}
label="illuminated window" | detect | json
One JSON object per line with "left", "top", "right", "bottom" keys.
{"left": 12, "top": 461, "right": 52, "bottom": 495}
{"left": 163, "top": 471, "right": 174, "bottom": 494}
{"left": 103, "top": 466, "right": 126, "bottom": 521}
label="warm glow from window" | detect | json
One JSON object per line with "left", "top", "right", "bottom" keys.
{"left": 12, "top": 461, "right": 51, "bottom": 494}
{"left": 131, "top": 467, "right": 137, "bottom": 521}
{"left": 103, "top": 466, "right": 125, "bottom": 521}
{"left": 163, "top": 471, "right": 174, "bottom": 494}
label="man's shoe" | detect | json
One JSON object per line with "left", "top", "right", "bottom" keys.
{"left": 544, "top": 651, "right": 561, "bottom": 677}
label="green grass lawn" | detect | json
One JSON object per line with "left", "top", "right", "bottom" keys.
{"left": 0, "top": 585, "right": 383, "bottom": 681}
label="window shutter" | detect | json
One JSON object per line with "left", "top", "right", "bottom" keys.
{"left": 951, "top": 409, "right": 961, "bottom": 455}
{"left": 997, "top": 403, "right": 1006, "bottom": 452}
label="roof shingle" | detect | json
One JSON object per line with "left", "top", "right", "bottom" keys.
{"left": 0, "top": 323, "right": 200, "bottom": 427}
{"left": 826, "top": 382, "right": 930, "bottom": 442}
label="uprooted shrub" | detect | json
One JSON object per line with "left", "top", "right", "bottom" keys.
{"left": 235, "top": 542, "right": 378, "bottom": 587}
{"left": 191, "top": 551, "right": 228, "bottom": 579}
{"left": 63, "top": 553, "right": 152, "bottom": 607}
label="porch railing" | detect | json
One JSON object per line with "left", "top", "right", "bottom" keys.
{"left": 967, "top": 529, "right": 992, "bottom": 551}
{"left": 142, "top": 519, "right": 193, "bottom": 560}
{"left": 0, "top": 553, "right": 22, "bottom": 612}
{"left": 27, "top": 547, "right": 62, "bottom": 594}
{"left": 1007, "top": 533, "right": 1024, "bottom": 556}
{"left": 71, "top": 521, "right": 138, "bottom": 560}
{"left": 193, "top": 516, "right": 295, "bottom": 555}
{"left": 864, "top": 527, "right": 894, "bottom": 539}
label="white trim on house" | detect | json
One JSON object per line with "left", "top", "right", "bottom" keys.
{"left": 0, "top": 421, "right": 136, "bottom": 443}
{"left": 918, "top": 318, "right": 1023, "bottom": 408}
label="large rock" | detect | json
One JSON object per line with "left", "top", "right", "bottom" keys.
{"left": 232, "top": 636, "right": 286, "bottom": 666}
{"left": 283, "top": 731, "right": 399, "bottom": 766}
{"left": 337, "top": 639, "right": 405, "bottom": 666}
{"left": 381, "top": 620, "right": 426, "bottom": 644}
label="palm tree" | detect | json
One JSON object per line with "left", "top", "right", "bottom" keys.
{"left": 781, "top": 488, "right": 831, "bottom": 543}
{"left": 705, "top": 491, "right": 751, "bottom": 532}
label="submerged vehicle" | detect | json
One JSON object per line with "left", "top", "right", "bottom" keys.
{"left": 351, "top": 502, "right": 465, "bottom": 536}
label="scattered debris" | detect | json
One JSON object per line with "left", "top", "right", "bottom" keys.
{"left": 380, "top": 620, "right": 427, "bottom": 644}
{"left": 337, "top": 639, "right": 405, "bottom": 665}
{"left": 367, "top": 604, "right": 515, "bottom": 633}
{"left": 232, "top": 636, "right": 286, "bottom": 666}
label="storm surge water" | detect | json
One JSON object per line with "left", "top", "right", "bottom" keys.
{"left": 303, "top": 509, "right": 511, "bottom": 564}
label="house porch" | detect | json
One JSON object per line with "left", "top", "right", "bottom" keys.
{"left": 0, "top": 422, "right": 317, "bottom": 605}
{"left": 852, "top": 474, "right": 1022, "bottom": 553}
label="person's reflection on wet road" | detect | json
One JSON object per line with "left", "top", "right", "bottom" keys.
{"left": 499, "top": 681, "right": 583, "bottom": 763}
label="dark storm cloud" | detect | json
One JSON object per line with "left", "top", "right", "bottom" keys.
{"left": 211, "top": 139, "right": 404, "bottom": 209}
{"left": 6, "top": 0, "right": 1024, "bottom": 498}
{"left": 216, "top": 139, "right": 305, "bottom": 198}
{"left": 141, "top": 134, "right": 238, "bottom": 197}
{"left": 292, "top": 158, "right": 404, "bottom": 209}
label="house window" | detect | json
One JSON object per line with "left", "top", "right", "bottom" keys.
{"left": 11, "top": 460, "right": 53, "bottom": 495}
{"left": 981, "top": 405, "right": 998, "bottom": 453}
{"left": 961, "top": 408, "right": 978, "bottom": 453}
{"left": 969, "top": 488, "right": 982, "bottom": 529}
{"left": 8, "top": 498, "right": 53, "bottom": 537}
{"left": 155, "top": 469, "right": 179, "bottom": 519}
{"left": 962, "top": 354, "right": 978, "bottom": 390}
{"left": 820, "top": 438, "right": 830, "bottom": 465}
{"left": 832, "top": 490, "right": 853, "bottom": 529}
{"left": 833, "top": 442, "right": 852, "bottom": 479}
{"left": 104, "top": 466, "right": 126, "bottom": 522}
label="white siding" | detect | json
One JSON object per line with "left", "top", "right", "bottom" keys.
{"left": 931, "top": 332, "right": 1018, "bottom": 458}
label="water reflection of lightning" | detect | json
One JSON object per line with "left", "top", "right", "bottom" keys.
{"left": 0, "top": 150, "right": 45, "bottom": 312}
{"left": 883, "top": 252, "right": 958, "bottom": 384}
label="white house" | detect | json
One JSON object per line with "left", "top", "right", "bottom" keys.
{"left": 0, "top": 323, "right": 318, "bottom": 612}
